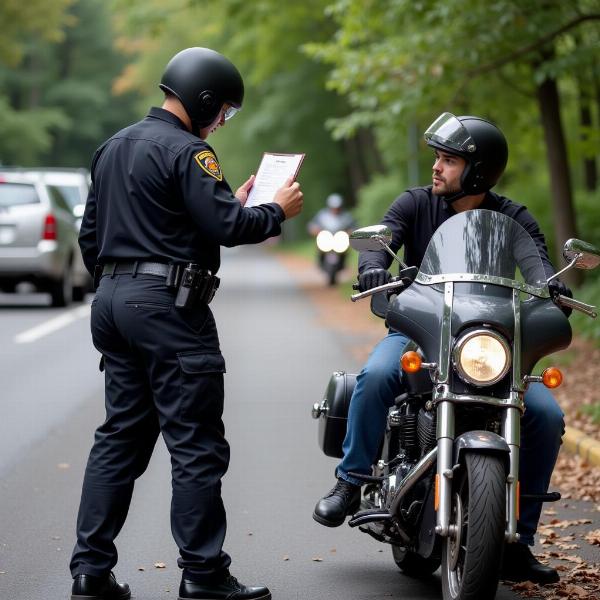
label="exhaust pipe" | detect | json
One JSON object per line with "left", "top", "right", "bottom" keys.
{"left": 389, "top": 447, "right": 437, "bottom": 516}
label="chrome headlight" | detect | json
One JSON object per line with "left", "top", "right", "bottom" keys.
{"left": 453, "top": 330, "right": 511, "bottom": 386}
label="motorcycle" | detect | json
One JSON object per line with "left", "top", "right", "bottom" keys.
{"left": 315, "top": 228, "right": 350, "bottom": 286}
{"left": 312, "top": 209, "right": 600, "bottom": 600}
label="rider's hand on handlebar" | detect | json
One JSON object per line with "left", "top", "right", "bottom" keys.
{"left": 548, "top": 278, "right": 573, "bottom": 318}
{"left": 358, "top": 268, "right": 392, "bottom": 292}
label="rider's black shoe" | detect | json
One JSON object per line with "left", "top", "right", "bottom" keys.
{"left": 71, "top": 572, "right": 131, "bottom": 599}
{"left": 178, "top": 573, "right": 271, "bottom": 600}
{"left": 501, "top": 543, "right": 560, "bottom": 585}
{"left": 313, "top": 478, "right": 361, "bottom": 527}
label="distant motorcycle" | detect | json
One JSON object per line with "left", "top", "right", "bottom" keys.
{"left": 312, "top": 209, "right": 599, "bottom": 600}
{"left": 315, "top": 228, "right": 350, "bottom": 286}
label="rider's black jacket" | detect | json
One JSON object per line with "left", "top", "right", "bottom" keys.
{"left": 78, "top": 107, "right": 285, "bottom": 275}
{"left": 358, "top": 186, "right": 556, "bottom": 278}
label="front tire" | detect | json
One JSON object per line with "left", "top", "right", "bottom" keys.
{"left": 392, "top": 545, "right": 440, "bottom": 577}
{"left": 441, "top": 453, "right": 506, "bottom": 600}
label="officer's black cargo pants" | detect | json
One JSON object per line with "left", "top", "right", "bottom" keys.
{"left": 70, "top": 273, "right": 231, "bottom": 583}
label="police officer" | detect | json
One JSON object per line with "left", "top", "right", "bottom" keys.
{"left": 312, "top": 113, "right": 571, "bottom": 585}
{"left": 70, "top": 47, "right": 302, "bottom": 600}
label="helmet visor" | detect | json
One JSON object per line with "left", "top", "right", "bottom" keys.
{"left": 424, "top": 112, "right": 477, "bottom": 154}
{"left": 222, "top": 104, "right": 239, "bottom": 121}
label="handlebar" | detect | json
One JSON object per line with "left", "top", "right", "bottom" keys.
{"left": 351, "top": 280, "right": 405, "bottom": 302}
{"left": 555, "top": 294, "right": 598, "bottom": 318}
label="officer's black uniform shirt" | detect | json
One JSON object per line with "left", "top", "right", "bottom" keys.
{"left": 359, "top": 186, "right": 556, "bottom": 278}
{"left": 79, "top": 107, "right": 285, "bottom": 275}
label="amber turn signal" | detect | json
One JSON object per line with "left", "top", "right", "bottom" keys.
{"left": 542, "top": 367, "right": 563, "bottom": 389}
{"left": 401, "top": 351, "right": 422, "bottom": 373}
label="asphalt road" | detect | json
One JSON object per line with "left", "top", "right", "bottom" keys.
{"left": 0, "top": 246, "right": 579, "bottom": 600}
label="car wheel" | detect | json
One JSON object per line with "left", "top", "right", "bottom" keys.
{"left": 72, "top": 286, "right": 85, "bottom": 302}
{"left": 50, "top": 264, "right": 73, "bottom": 307}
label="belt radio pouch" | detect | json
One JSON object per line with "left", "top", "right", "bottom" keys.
{"left": 175, "top": 263, "right": 220, "bottom": 308}
{"left": 166, "top": 263, "right": 183, "bottom": 289}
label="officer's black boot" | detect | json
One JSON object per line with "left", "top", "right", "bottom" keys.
{"left": 312, "top": 478, "right": 361, "bottom": 527}
{"left": 178, "top": 573, "right": 271, "bottom": 600}
{"left": 71, "top": 572, "right": 131, "bottom": 599}
{"left": 501, "top": 543, "right": 559, "bottom": 584}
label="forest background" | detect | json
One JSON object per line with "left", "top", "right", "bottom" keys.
{"left": 1, "top": 0, "right": 600, "bottom": 341}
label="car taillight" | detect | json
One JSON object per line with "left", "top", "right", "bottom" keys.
{"left": 43, "top": 214, "right": 57, "bottom": 240}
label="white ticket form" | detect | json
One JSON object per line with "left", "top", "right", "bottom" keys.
{"left": 245, "top": 152, "right": 305, "bottom": 208}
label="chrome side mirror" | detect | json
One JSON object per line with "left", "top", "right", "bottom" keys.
{"left": 349, "top": 225, "right": 392, "bottom": 252}
{"left": 349, "top": 225, "right": 407, "bottom": 268}
{"left": 563, "top": 238, "right": 600, "bottom": 270}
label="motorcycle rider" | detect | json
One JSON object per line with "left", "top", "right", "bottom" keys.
{"left": 307, "top": 193, "right": 356, "bottom": 238}
{"left": 312, "top": 112, "right": 571, "bottom": 585}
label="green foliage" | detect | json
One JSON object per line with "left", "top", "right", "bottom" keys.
{"left": 353, "top": 173, "right": 406, "bottom": 227}
{"left": 0, "top": 0, "right": 141, "bottom": 167}
{"left": 582, "top": 403, "right": 600, "bottom": 424}
{"left": 0, "top": 96, "right": 68, "bottom": 165}
{"left": 570, "top": 276, "right": 600, "bottom": 343}
{"left": 0, "top": 0, "right": 73, "bottom": 66}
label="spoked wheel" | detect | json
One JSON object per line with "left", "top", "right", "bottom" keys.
{"left": 441, "top": 453, "right": 506, "bottom": 600}
{"left": 392, "top": 544, "right": 441, "bottom": 577}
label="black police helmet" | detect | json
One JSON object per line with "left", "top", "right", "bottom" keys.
{"left": 159, "top": 47, "right": 244, "bottom": 128}
{"left": 424, "top": 112, "right": 508, "bottom": 194}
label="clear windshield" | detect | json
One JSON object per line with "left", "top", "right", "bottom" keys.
{"left": 415, "top": 210, "right": 550, "bottom": 297}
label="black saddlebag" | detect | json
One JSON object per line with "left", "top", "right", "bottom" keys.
{"left": 313, "top": 371, "right": 357, "bottom": 459}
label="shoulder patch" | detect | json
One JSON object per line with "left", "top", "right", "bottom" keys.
{"left": 194, "top": 150, "right": 223, "bottom": 181}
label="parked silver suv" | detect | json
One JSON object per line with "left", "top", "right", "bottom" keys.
{"left": 0, "top": 170, "right": 80, "bottom": 306}
{"left": 26, "top": 168, "right": 93, "bottom": 300}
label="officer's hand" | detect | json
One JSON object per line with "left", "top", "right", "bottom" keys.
{"left": 358, "top": 268, "right": 392, "bottom": 292}
{"left": 274, "top": 177, "right": 303, "bottom": 219}
{"left": 548, "top": 278, "right": 573, "bottom": 318}
{"left": 235, "top": 174, "right": 255, "bottom": 207}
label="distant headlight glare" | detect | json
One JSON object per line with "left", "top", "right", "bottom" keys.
{"left": 316, "top": 230, "right": 334, "bottom": 252}
{"left": 332, "top": 231, "right": 349, "bottom": 253}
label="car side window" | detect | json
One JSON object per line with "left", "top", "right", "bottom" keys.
{"left": 47, "top": 185, "right": 72, "bottom": 214}
{"left": 0, "top": 183, "right": 40, "bottom": 207}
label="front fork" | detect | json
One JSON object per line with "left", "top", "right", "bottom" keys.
{"left": 434, "top": 398, "right": 521, "bottom": 542}
{"left": 503, "top": 405, "right": 521, "bottom": 543}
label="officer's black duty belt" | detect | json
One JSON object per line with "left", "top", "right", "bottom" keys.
{"left": 102, "top": 261, "right": 171, "bottom": 279}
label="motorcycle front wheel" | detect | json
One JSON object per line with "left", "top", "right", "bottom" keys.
{"left": 441, "top": 452, "right": 505, "bottom": 600}
{"left": 392, "top": 545, "right": 441, "bottom": 577}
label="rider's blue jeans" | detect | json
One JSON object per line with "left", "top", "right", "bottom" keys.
{"left": 337, "top": 331, "right": 564, "bottom": 546}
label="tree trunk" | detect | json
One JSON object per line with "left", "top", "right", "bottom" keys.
{"left": 344, "top": 128, "right": 386, "bottom": 200}
{"left": 535, "top": 71, "right": 582, "bottom": 286}
{"left": 578, "top": 65, "right": 598, "bottom": 192}
{"left": 580, "top": 100, "right": 597, "bottom": 191}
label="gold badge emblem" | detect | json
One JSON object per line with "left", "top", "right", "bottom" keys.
{"left": 194, "top": 150, "right": 223, "bottom": 181}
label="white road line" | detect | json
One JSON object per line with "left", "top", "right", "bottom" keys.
{"left": 14, "top": 304, "right": 91, "bottom": 344}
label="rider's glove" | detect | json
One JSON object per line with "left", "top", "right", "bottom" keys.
{"left": 358, "top": 268, "right": 392, "bottom": 292}
{"left": 548, "top": 278, "right": 573, "bottom": 318}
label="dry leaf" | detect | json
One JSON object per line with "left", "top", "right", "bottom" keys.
{"left": 154, "top": 562, "right": 166, "bottom": 569}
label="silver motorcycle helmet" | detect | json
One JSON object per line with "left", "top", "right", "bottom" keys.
{"left": 326, "top": 193, "right": 344, "bottom": 210}
{"left": 424, "top": 112, "right": 508, "bottom": 196}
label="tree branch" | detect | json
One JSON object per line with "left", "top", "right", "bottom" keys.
{"left": 467, "top": 13, "right": 600, "bottom": 77}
